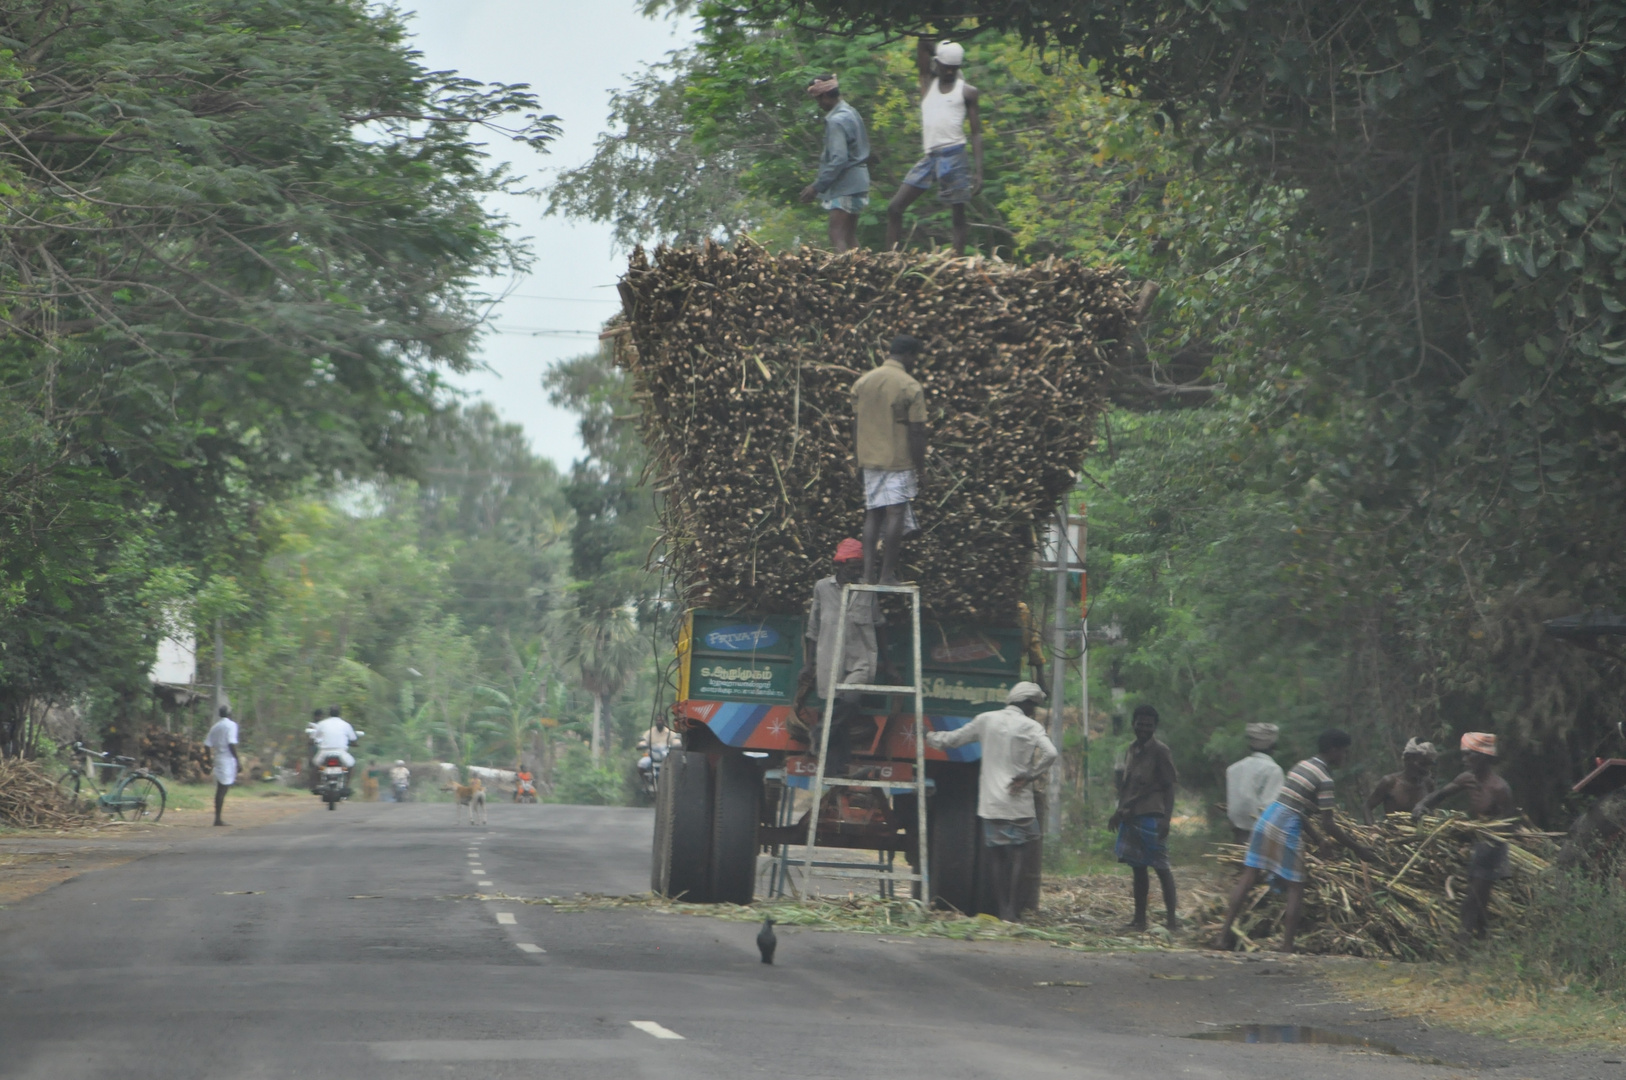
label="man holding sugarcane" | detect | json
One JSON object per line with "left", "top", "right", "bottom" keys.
{"left": 1212, "top": 729, "right": 1374, "bottom": 952}
{"left": 1412, "top": 732, "right": 1516, "bottom": 941}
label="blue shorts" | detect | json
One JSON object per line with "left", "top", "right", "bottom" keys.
{"left": 821, "top": 192, "right": 870, "bottom": 214}
{"left": 903, "top": 144, "right": 972, "bottom": 204}
{"left": 1115, "top": 813, "right": 1170, "bottom": 870}
{"left": 1244, "top": 801, "right": 1306, "bottom": 882}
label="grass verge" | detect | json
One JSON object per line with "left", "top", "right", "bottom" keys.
{"left": 1328, "top": 960, "right": 1626, "bottom": 1049}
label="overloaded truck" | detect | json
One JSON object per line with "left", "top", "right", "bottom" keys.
{"left": 651, "top": 608, "right": 1033, "bottom": 911}
{"left": 615, "top": 243, "right": 1140, "bottom": 911}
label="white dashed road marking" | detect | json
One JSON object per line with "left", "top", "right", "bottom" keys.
{"left": 478, "top": 880, "right": 494, "bottom": 886}
{"left": 629, "top": 1021, "right": 684, "bottom": 1040}
{"left": 495, "top": 912, "right": 516, "bottom": 925}
{"left": 515, "top": 942, "right": 544, "bottom": 954}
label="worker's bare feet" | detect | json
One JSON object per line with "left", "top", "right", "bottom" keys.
{"left": 1122, "top": 919, "right": 1148, "bottom": 933}
{"left": 213, "top": 820, "right": 227, "bottom": 827}
{"left": 1207, "top": 930, "right": 1238, "bottom": 951}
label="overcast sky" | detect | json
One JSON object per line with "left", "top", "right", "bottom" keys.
{"left": 400, "top": 2, "right": 694, "bottom": 469}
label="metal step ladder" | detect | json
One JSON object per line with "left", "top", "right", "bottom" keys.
{"left": 799, "top": 581, "right": 928, "bottom": 900}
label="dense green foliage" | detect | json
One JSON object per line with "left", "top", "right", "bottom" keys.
{"left": 559, "top": 3, "right": 1626, "bottom": 824}
{"left": 0, "top": 0, "right": 555, "bottom": 753}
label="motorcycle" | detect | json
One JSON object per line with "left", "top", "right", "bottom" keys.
{"left": 391, "top": 778, "right": 411, "bottom": 803}
{"left": 514, "top": 774, "right": 538, "bottom": 804}
{"left": 317, "top": 755, "right": 349, "bottom": 810}
{"left": 637, "top": 743, "right": 672, "bottom": 804}
{"left": 314, "top": 731, "right": 363, "bottom": 811}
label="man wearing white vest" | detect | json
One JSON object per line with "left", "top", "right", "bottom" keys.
{"left": 886, "top": 38, "right": 984, "bottom": 255}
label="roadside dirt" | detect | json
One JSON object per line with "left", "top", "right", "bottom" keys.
{"left": 0, "top": 788, "right": 314, "bottom": 906}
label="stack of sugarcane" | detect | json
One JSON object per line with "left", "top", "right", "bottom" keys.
{"left": 136, "top": 730, "right": 211, "bottom": 783}
{"left": 1203, "top": 812, "right": 1555, "bottom": 960}
{"left": 0, "top": 758, "right": 93, "bottom": 828}
{"left": 617, "top": 243, "right": 1136, "bottom": 620}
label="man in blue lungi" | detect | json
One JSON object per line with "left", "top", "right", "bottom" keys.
{"left": 1110, "top": 704, "right": 1179, "bottom": 931}
{"left": 1211, "top": 729, "right": 1375, "bottom": 952}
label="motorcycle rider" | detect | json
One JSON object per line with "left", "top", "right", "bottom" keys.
{"left": 637, "top": 716, "right": 678, "bottom": 789}
{"left": 514, "top": 765, "right": 537, "bottom": 803}
{"left": 307, "top": 706, "right": 360, "bottom": 796}
{"left": 389, "top": 759, "right": 411, "bottom": 802}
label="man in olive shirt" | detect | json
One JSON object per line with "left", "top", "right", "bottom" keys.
{"left": 1110, "top": 704, "right": 1178, "bottom": 930}
{"left": 851, "top": 335, "right": 927, "bottom": 585}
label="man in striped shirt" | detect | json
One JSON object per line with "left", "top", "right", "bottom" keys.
{"left": 1211, "top": 729, "right": 1374, "bottom": 952}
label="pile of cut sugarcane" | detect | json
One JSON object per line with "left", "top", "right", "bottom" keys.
{"left": 616, "top": 243, "right": 1136, "bottom": 620}
{"left": 0, "top": 758, "right": 94, "bottom": 829}
{"left": 1201, "top": 812, "right": 1555, "bottom": 960}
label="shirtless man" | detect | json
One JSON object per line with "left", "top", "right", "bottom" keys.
{"left": 887, "top": 39, "right": 983, "bottom": 254}
{"left": 1365, "top": 738, "right": 1437, "bottom": 823}
{"left": 1412, "top": 732, "right": 1516, "bottom": 940}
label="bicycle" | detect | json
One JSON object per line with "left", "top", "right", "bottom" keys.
{"left": 55, "top": 741, "right": 167, "bottom": 822}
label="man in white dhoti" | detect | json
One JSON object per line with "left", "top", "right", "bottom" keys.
{"left": 204, "top": 705, "right": 242, "bottom": 827}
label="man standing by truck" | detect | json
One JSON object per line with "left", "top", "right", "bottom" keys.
{"left": 886, "top": 39, "right": 984, "bottom": 255}
{"left": 799, "top": 73, "right": 870, "bottom": 253}
{"left": 926, "top": 681, "right": 1057, "bottom": 922}
{"left": 797, "top": 538, "right": 883, "bottom": 774}
{"left": 852, "top": 335, "right": 927, "bottom": 585}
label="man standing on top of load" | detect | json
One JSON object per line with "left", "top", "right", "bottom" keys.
{"left": 926, "top": 681, "right": 1057, "bottom": 922}
{"left": 887, "top": 39, "right": 983, "bottom": 255}
{"left": 1226, "top": 723, "right": 1284, "bottom": 843}
{"left": 799, "top": 73, "right": 870, "bottom": 253}
{"left": 851, "top": 335, "right": 927, "bottom": 585}
{"left": 796, "top": 538, "right": 885, "bottom": 774}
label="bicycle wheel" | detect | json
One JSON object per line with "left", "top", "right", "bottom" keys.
{"left": 115, "top": 775, "right": 166, "bottom": 822}
{"left": 54, "top": 770, "right": 88, "bottom": 811}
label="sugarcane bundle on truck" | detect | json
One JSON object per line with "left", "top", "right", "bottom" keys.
{"left": 617, "top": 243, "right": 1137, "bottom": 911}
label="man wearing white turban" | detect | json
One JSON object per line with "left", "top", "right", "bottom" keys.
{"left": 1225, "top": 723, "right": 1284, "bottom": 843}
{"left": 1364, "top": 737, "right": 1437, "bottom": 823}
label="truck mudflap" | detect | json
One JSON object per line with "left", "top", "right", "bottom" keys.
{"left": 672, "top": 698, "right": 979, "bottom": 762}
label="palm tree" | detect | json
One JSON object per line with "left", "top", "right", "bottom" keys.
{"left": 559, "top": 606, "right": 642, "bottom": 762}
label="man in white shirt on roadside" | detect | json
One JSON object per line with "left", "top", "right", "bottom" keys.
{"left": 204, "top": 705, "right": 241, "bottom": 827}
{"left": 1226, "top": 722, "right": 1285, "bottom": 843}
{"left": 307, "top": 706, "right": 360, "bottom": 795}
{"left": 926, "top": 681, "right": 1057, "bottom": 922}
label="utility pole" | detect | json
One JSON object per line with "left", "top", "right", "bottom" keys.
{"left": 213, "top": 617, "right": 226, "bottom": 716}
{"left": 1046, "top": 504, "right": 1068, "bottom": 838}
{"left": 1078, "top": 503, "right": 1089, "bottom": 817}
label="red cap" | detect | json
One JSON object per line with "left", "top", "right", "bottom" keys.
{"left": 833, "top": 538, "right": 863, "bottom": 563}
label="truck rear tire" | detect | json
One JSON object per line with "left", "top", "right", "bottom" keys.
{"left": 709, "top": 752, "right": 762, "bottom": 905}
{"left": 928, "top": 765, "right": 983, "bottom": 915}
{"left": 653, "top": 749, "right": 713, "bottom": 902}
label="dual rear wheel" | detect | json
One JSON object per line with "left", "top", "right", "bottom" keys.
{"left": 651, "top": 749, "right": 761, "bottom": 904}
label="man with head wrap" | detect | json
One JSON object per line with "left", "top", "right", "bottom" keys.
{"left": 886, "top": 38, "right": 985, "bottom": 254}
{"left": 797, "top": 538, "right": 885, "bottom": 774}
{"left": 799, "top": 73, "right": 870, "bottom": 252}
{"left": 1365, "top": 737, "right": 1438, "bottom": 823}
{"left": 926, "top": 681, "right": 1058, "bottom": 921}
{"left": 1226, "top": 723, "right": 1285, "bottom": 844}
{"left": 1413, "top": 732, "right": 1516, "bottom": 940}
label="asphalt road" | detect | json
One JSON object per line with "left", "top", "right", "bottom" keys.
{"left": 0, "top": 801, "right": 1616, "bottom": 1080}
